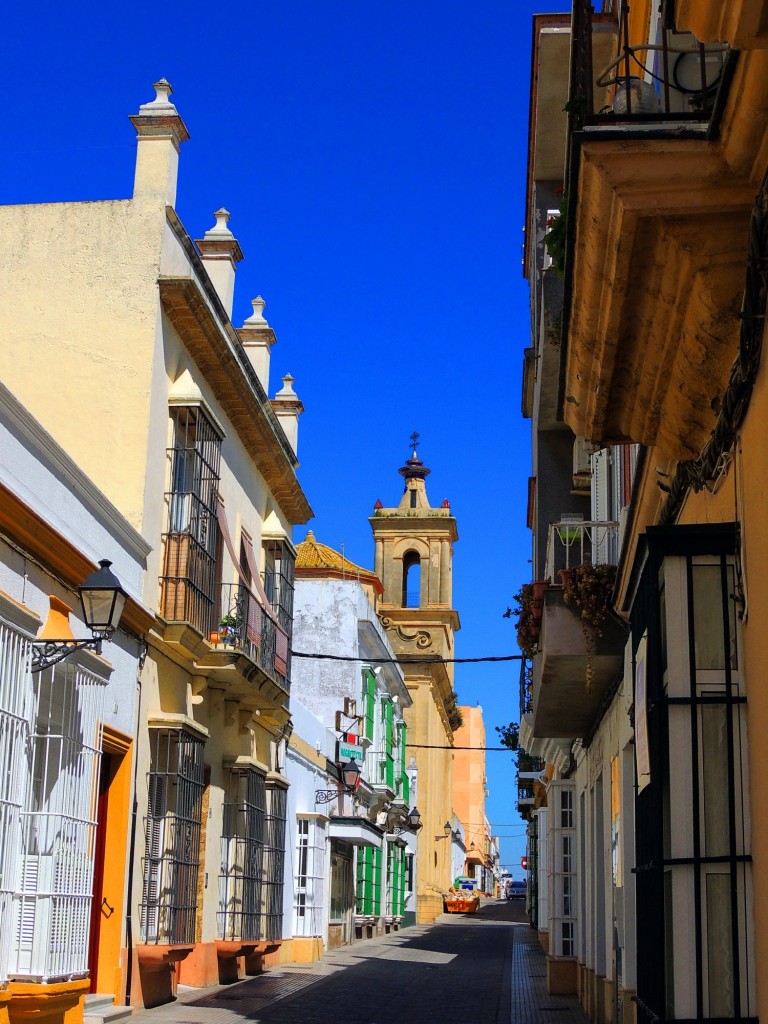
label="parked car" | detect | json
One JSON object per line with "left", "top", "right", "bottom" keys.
{"left": 507, "top": 879, "right": 526, "bottom": 899}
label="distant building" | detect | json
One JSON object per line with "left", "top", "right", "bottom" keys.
{"left": 291, "top": 532, "right": 415, "bottom": 949}
{"left": 452, "top": 706, "right": 495, "bottom": 893}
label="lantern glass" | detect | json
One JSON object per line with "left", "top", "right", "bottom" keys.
{"left": 79, "top": 559, "right": 127, "bottom": 634}
{"left": 443, "top": 821, "right": 452, "bottom": 837}
{"left": 408, "top": 806, "right": 421, "bottom": 829}
{"left": 341, "top": 759, "right": 361, "bottom": 792}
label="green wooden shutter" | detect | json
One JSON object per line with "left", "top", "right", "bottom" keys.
{"left": 384, "top": 700, "right": 394, "bottom": 788}
{"left": 362, "top": 669, "right": 375, "bottom": 742}
{"left": 398, "top": 722, "right": 409, "bottom": 803}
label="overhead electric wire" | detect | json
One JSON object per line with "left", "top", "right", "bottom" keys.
{"left": 291, "top": 650, "right": 523, "bottom": 664}
{"left": 406, "top": 743, "right": 517, "bottom": 751}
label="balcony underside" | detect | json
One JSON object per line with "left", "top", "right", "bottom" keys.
{"left": 677, "top": 0, "right": 768, "bottom": 49}
{"left": 564, "top": 137, "right": 754, "bottom": 460}
{"left": 531, "top": 589, "right": 625, "bottom": 739}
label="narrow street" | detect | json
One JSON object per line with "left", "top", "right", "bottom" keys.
{"left": 131, "top": 899, "right": 589, "bottom": 1024}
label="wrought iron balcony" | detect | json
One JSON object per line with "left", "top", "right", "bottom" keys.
{"left": 208, "top": 583, "right": 290, "bottom": 694}
{"left": 543, "top": 519, "right": 619, "bottom": 584}
{"left": 572, "top": 0, "right": 729, "bottom": 132}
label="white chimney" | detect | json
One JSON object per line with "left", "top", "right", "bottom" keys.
{"left": 196, "top": 209, "right": 244, "bottom": 318}
{"left": 271, "top": 374, "right": 304, "bottom": 456}
{"left": 130, "top": 79, "right": 189, "bottom": 207}
{"left": 238, "top": 297, "right": 276, "bottom": 392}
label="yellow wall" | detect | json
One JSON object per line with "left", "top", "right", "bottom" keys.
{"left": 452, "top": 706, "right": 487, "bottom": 855}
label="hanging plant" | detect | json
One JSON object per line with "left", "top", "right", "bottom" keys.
{"left": 510, "top": 583, "right": 540, "bottom": 659}
{"left": 562, "top": 563, "right": 617, "bottom": 691}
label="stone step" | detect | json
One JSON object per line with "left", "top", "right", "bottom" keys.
{"left": 83, "top": 996, "right": 132, "bottom": 1024}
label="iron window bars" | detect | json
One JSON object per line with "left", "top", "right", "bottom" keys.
{"left": 634, "top": 527, "right": 755, "bottom": 1023}
{"left": 160, "top": 406, "right": 222, "bottom": 638}
{"left": 261, "top": 783, "right": 287, "bottom": 942}
{"left": 218, "top": 766, "right": 266, "bottom": 942}
{"left": 140, "top": 727, "right": 205, "bottom": 945}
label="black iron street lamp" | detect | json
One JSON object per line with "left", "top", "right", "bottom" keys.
{"left": 435, "top": 820, "right": 453, "bottom": 841}
{"left": 393, "top": 806, "right": 423, "bottom": 835}
{"left": 315, "top": 759, "right": 362, "bottom": 804}
{"left": 31, "top": 560, "right": 128, "bottom": 673}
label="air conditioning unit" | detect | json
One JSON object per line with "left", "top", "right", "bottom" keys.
{"left": 542, "top": 209, "right": 560, "bottom": 269}
{"left": 573, "top": 436, "right": 595, "bottom": 477}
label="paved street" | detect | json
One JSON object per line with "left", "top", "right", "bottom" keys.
{"left": 131, "top": 899, "right": 589, "bottom": 1024}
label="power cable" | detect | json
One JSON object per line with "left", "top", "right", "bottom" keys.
{"left": 291, "top": 650, "right": 523, "bottom": 664}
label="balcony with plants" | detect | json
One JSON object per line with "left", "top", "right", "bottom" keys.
{"left": 516, "top": 519, "right": 626, "bottom": 740}
{"left": 559, "top": 0, "right": 756, "bottom": 464}
{"left": 196, "top": 582, "right": 291, "bottom": 713}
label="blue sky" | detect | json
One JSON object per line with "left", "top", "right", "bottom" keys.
{"left": 3, "top": 0, "right": 568, "bottom": 870}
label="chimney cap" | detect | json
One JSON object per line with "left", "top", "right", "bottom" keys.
{"left": 130, "top": 78, "right": 190, "bottom": 145}
{"left": 196, "top": 208, "right": 244, "bottom": 263}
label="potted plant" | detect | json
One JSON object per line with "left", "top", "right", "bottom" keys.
{"left": 562, "top": 562, "right": 617, "bottom": 690}
{"left": 218, "top": 613, "right": 241, "bottom": 643}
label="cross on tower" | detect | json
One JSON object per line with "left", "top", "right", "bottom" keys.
{"left": 409, "top": 431, "right": 420, "bottom": 452}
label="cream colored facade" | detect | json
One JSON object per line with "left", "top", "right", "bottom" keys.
{"left": 369, "top": 449, "right": 460, "bottom": 922}
{"left": 0, "top": 81, "right": 312, "bottom": 1015}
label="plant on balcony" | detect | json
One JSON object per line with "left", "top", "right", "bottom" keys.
{"left": 495, "top": 722, "right": 519, "bottom": 751}
{"left": 510, "top": 583, "right": 540, "bottom": 658}
{"left": 218, "top": 613, "right": 242, "bottom": 643}
{"left": 562, "top": 562, "right": 617, "bottom": 691}
{"left": 544, "top": 188, "right": 568, "bottom": 276}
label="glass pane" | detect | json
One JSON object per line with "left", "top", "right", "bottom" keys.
{"left": 706, "top": 872, "right": 734, "bottom": 1016}
{"left": 701, "top": 705, "right": 729, "bottom": 858}
{"left": 692, "top": 562, "right": 737, "bottom": 672}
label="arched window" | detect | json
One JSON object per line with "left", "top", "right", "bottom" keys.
{"left": 402, "top": 551, "right": 421, "bottom": 608}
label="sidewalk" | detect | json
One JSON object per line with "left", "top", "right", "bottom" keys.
{"left": 129, "top": 901, "right": 590, "bottom": 1024}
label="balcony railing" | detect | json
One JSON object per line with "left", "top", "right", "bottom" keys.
{"left": 543, "top": 519, "right": 619, "bottom": 584}
{"left": 572, "top": 0, "right": 729, "bottom": 129}
{"left": 212, "top": 583, "right": 290, "bottom": 693}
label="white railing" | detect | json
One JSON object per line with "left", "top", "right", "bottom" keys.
{"left": 544, "top": 520, "right": 619, "bottom": 583}
{"left": 10, "top": 660, "right": 106, "bottom": 981}
{"left": 0, "top": 621, "right": 32, "bottom": 986}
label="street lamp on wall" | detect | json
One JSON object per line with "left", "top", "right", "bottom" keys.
{"left": 31, "top": 560, "right": 128, "bottom": 673}
{"left": 434, "top": 821, "right": 452, "bottom": 841}
{"left": 315, "top": 759, "right": 362, "bottom": 804}
{"left": 393, "top": 806, "right": 422, "bottom": 834}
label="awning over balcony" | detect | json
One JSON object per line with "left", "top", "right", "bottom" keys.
{"left": 328, "top": 817, "right": 384, "bottom": 848}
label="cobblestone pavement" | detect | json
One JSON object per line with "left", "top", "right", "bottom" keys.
{"left": 131, "top": 899, "right": 590, "bottom": 1024}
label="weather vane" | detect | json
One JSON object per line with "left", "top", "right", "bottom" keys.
{"left": 409, "top": 431, "right": 420, "bottom": 452}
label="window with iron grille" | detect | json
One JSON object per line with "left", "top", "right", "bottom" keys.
{"left": 635, "top": 540, "right": 755, "bottom": 1024}
{"left": 160, "top": 405, "right": 222, "bottom": 637}
{"left": 0, "top": 621, "right": 32, "bottom": 984}
{"left": 10, "top": 659, "right": 106, "bottom": 981}
{"left": 262, "top": 541, "right": 295, "bottom": 635}
{"left": 218, "top": 767, "right": 266, "bottom": 942}
{"left": 293, "top": 816, "right": 326, "bottom": 937}
{"left": 140, "top": 728, "right": 205, "bottom": 945}
{"left": 261, "top": 782, "right": 287, "bottom": 941}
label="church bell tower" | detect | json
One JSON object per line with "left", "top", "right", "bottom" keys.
{"left": 369, "top": 438, "right": 460, "bottom": 923}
